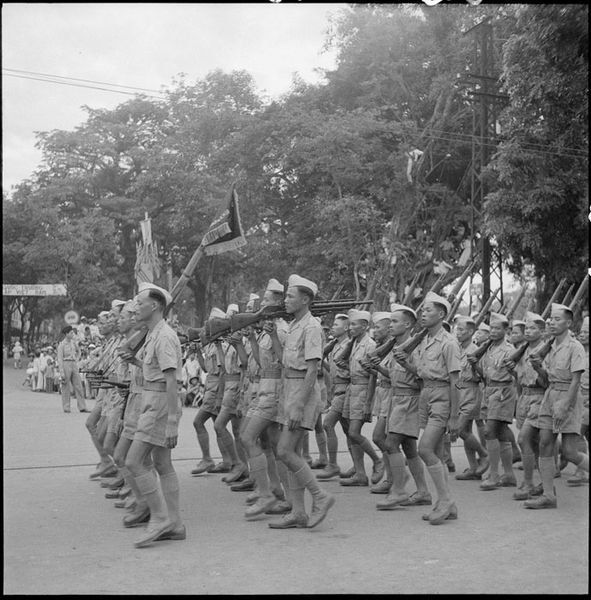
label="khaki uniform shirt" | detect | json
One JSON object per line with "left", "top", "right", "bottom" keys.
{"left": 348, "top": 333, "right": 376, "bottom": 380}
{"left": 416, "top": 328, "right": 461, "bottom": 382}
{"left": 223, "top": 342, "right": 241, "bottom": 376}
{"left": 543, "top": 335, "right": 586, "bottom": 384}
{"left": 389, "top": 346, "right": 420, "bottom": 389}
{"left": 282, "top": 311, "right": 323, "bottom": 370}
{"left": 480, "top": 340, "right": 515, "bottom": 384}
{"left": 580, "top": 348, "right": 589, "bottom": 397}
{"left": 458, "top": 341, "right": 481, "bottom": 385}
{"left": 140, "top": 319, "right": 183, "bottom": 383}
{"left": 203, "top": 343, "right": 222, "bottom": 375}
{"left": 259, "top": 319, "right": 288, "bottom": 371}
{"left": 516, "top": 341, "right": 545, "bottom": 387}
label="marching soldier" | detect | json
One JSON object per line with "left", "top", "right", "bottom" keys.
{"left": 470, "top": 312, "right": 519, "bottom": 491}
{"left": 524, "top": 303, "right": 588, "bottom": 508}
{"left": 340, "top": 309, "right": 384, "bottom": 487}
{"left": 269, "top": 274, "right": 335, "bottom": 529}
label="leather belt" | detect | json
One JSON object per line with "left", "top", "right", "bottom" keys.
{"left": 486, "top": 380, "right": 513, "bottom": 388}
{"left": 206, "top": 373, "right": 221, "bottom": 380}
{"left": 285, "top": 368, "right": 307, "bottom": 379}
{"left": 260, "top": 369, "right": 282, "bottom": 380}
{"left": 422, "top": 380, "right": 449, "bottom": 388}
{"left": 350, "top": 376, "right": 370, "bottom": 385}
{"left": 224, "top": 374, "right": 241, "bottom": 382}
{"left": 522, "top": 386, "right": 545, "bottom": 395}
{"left": 378, "top": 380, "right": 391, "bottom": 389}
{"left": 334, "top": 376, "right": 350, "bottom": 385}
{"left": 143, "top": 381, "right": 167, "bottom": 392}
{"left": 393, "top": 388, "right": 420, "bottom": 396}
{"left": 248, "top": 374, "right": 260, "bottom": 383}
{"left": 457, "top": 381, "right": 480, "bottom": 388}
{"left": 549, "top": 382, "right": 572, "bottom": 391}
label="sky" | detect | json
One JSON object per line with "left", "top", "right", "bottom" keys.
{"left": 2, "top": 3, "right": 345, "bottom": 192}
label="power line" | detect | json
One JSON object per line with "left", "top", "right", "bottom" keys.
{"left": 2, "top": 72, "right": 165, "bottom": 100}
{"left": 3, "top": 67, "right": 165, "bottom": 95}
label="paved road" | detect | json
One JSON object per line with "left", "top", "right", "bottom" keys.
{"left": 3, "top": 363, "right": 588, "bottom": 594}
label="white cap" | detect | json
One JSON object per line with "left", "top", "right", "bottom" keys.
{"left": 122, "top": 299, "right": 137, "bottom": 313}
{"left": 137, "top": 282, "right": 173, "bottom": 307}
{"left": 266, "top": 278, "right": 284, "bottom": 294}
{"left": 246, "top": 293, "right": 260, "bottom": 312}
{"left": 490, "top": 312, "right": 509, "bottom": 326}
{"left": 424, "top": 291, "right": 451, "bottom": 316}
{"left": 582, "top": 316, "right": 589, "bottom": 328}
{"left": 334, "top": 313, "right": 349, "bottom": 320}
{"left": 287, "top": 274, "right": 318, "bottom": 297}
{"left": 390, "top": 303, "right": 417, "bottom": 321}
{"left": 511, "top": 320, "right": 526, "bottom": 328}
{"left": 209, "top": 307, "right": 226, "bottom": 320}
{"left": 98, "top": 311, "right": 111, "bottom": 320}
{"left": 551, "top": 303, "right": 574, "bottom": 318}
{"left": 455, "top": 315, "right": 476, "bottom": 327}
{"left": 226, "top": 304, "right": 239, "bottom": 316}
{"left": 111, "top": 299, "right": 126, "bottom": 310}
{"left": 478, "top": 323, "right": 490, "bottom": 332}
{"left": 348, "top": 309, "right": 371, "bottom": 323}
{"left": 525, "top": 311, "right": 545, "bottom": 325}
{"left": 371, "top": 311, "right": 392, "bottom": 324}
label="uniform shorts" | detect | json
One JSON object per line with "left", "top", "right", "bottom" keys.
{"left": 580, "top": 392, "right": 589, "bottom": 427}
{"left": 515, "top": 390, "right": 545, "bottom": 429}
{"left": 372, "top": 386, "right": 391, "bottom": 418}
{"left": 482, "top": 385, "right": 517, "bottom": 424}
{"left": 458, "top": 386, "right": 481, "bottom": 420}
{"left": 388, "top": 392, "right": 420, "bottom": 438}
{"left": 201, "top": 375, "right": 222, "bottom": 415}
{"left": 343, "top": 383, "right": 371, "bottom": 421}
{"left": 277, "top": 377, "right": 320, "bottom": 430}
{"left": 419, "top": 386, "right": 450, "bottom": 430}
{"left": 522, "top": 392, "right": 545, "bottom": 429}
{"left": 221, "top": 378, "right": 241, "bottom": 415}
{"left": 328, "top": 383, "right": 348, "bottom": 415}
{"left": 135, "top": 389, "right": 182, "bottom": 447}
{"left": 250, "top": 377, "right": 282, "bottom": 424}
{"left": 106, "top": 394, "right": 125, "bottom": 434}
{"left": 244, "top": 380, "right": 260, "bottom": 417}
{"left": 538, "top": 388, "right": 582, "bottom": 434}
{"left": 121, "top": 391, "right": 143, "bottom": 440}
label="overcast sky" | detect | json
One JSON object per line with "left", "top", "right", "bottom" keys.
{"left": 2, "top": 3, "right": 345, "bottom": 192}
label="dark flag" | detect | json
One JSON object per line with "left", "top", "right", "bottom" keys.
{"left": 201, "top": 185, "right": 246, "bottom": 256}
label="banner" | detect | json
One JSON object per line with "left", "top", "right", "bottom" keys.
{"left": 3, "top": 284, "right": 67, "bottom": 296}
{"left": 201, "top": 186, "right": 246, "bottom": 256}
{"left": 134, "top": 214, "right": 161, "bottom": 286}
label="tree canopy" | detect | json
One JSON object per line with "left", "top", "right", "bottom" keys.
{"left": 3, "top": 4, "right": 588, "bottom": 340}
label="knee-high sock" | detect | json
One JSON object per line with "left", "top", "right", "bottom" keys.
{"left": 264, "top": 448, "right": 281, "bottom": 492}
{"left": 288, "top": 470, "right": 306, "bottom": 515}
{"left": 539, "top": 456, "right": 556, "bottom": 498}
{"left": 302, "top": 431, "right": 311, "bottom": 461}
{"left": 358, "top": 436, "right": 380, "bottom": 462}
{"left": 276, "top": 459, "right": 291, "bottom": 503}
{"left": 249, "top": 453, "right": 271, "bottom": 497}
{"left": 326, "top": 426, "right": 338, "bottom": 465}
{"left": 315, "top": 430, "right": 328, "bottom": 463}
{"left": 407, "top": 455, "right": 429, "bottom": 493}
{"left": 197, "top": 431, "right": 211, "bottom": 459}
{"left": 388, "top": 452, "right": 407, "bottom": 495}
{"left": 119, "top": 466, "right": 141, "bottom": 503}
{"left": 293, "top": 464, "right": 323, "bottom": 498}
{"left": 442, "top": 434, "right": 452, "bottom": 464}
{"left": 382, "top": 451, "right": 392, "bottom": 483}
{"left": 576, "top": 434, "right": 588, "bottom": 455}
{"left": 426, "top": 462, "right": 450, "bottom": 503}
{"left": 577, "top": 453, "right": 589, "bottom": 472}
{"left": 134, "top": 471, "right": 168, "bottom": 521}
{"left": 487, "top": 439, "right": 501, "bottom": 478}
{"left": 159, "top": 471, "right": 181, "bottom": 525}
{"left": 522, "top": 451, "right": 536, "bottom": 486}
{"left": 500, "top": 441, "right": 515, "bottom": 477}
{"left": 217, "top": 429, "right": 237, "bottom": 465}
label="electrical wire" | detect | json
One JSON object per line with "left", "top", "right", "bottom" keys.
{"left": 3, "top": 67, "right": 166, "bottom": 94}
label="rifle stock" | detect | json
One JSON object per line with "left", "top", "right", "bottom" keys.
{"left": 508, "top": 341, "right": 529, "bottom": 364}
{"left": 568, "top": 276, "right": 589, "bottom": 313}
{"left": 473, "top": 288, "right": 500, "bottom": 328}
{"left": 504, "top": 285, "right": 529, "bottom": 321}
{"left": 467, "top": 338, "right": 493, "bottom": 362}
{"left": 561, "top": 283, "right": 576, "bottom": 307}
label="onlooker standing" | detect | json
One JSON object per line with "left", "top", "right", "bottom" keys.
{"left": 45, "top": 348, "right": 57, "bottom": 393}
{"left": 12, "top": 341, "right": 23, "bottom": 369}
{"left": 57, "top": 326, "right": 88, "bottom": 413}
{"left": 23, "top": 353, "right": 35, "bottom": 387}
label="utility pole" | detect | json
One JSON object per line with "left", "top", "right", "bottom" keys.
{"left": 461, "top": 17, "right": 508, "bottom": 312}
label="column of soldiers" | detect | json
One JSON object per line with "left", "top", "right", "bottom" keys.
{"left": 82, "top": 274, "right": 588, "bottom": 548}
